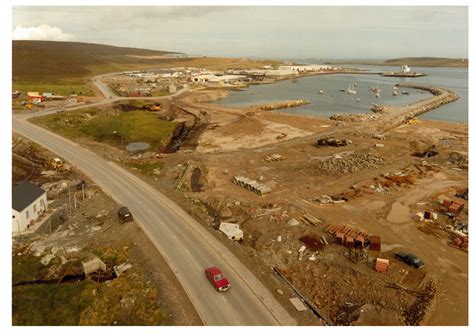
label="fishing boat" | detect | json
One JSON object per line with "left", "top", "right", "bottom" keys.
{"left": 356, "top": 98, "right": 361, "bottom": 102}
{"left": 401, "top": 90, "right": 410, "bottom": 95}
{"left": 375, "top": 92, "right": 380, "bottom": 98}
{"left": 319, "top": 90, "right": 324, "bottom": 94}
{"left": 340, "top": 88, "right": 346, "bottom": 92}
{"left": 369, "top": 87, "right": 381, "bottom": 93}
{"left": 392, "top": 90, "right": 398, "bottom": 96}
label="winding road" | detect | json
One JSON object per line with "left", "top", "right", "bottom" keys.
{"left": 12, "top": 73, "right": 296, "bottom": 326}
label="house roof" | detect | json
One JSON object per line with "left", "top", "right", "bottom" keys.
{"left": 12, "top": 181, "right": 45, "bottom": 212}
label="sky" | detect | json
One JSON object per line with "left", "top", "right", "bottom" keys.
{"left": 12, "top": 6, "right": 468, "bottom": 60}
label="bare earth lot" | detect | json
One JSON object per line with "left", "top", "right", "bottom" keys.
{"left": 17, "top": 82, "right": 468, "bottom": 326}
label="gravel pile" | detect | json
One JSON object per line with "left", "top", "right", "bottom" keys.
{"left": 318, "top": 152, "right": 385, "bottom": 174}
{"left": 329, "top": 113, "right": 379, "bottom": 122}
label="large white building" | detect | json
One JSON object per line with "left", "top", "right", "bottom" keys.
{"left": 12, "top": 181, "right": 48, "bottom": 234}
{"left": 278, "top": 64, "right": 332, "bottom": 72}
{"left": 192, "top": 74, "right": 246, "bottom": 85}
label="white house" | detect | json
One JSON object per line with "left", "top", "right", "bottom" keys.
{"left": 12, "top": 181, "right": 48, "bottom": 234}
{"left": 401, "top": 65, "right": 411, "bottom": 73}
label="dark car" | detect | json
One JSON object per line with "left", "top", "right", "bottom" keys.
{"left": 395, "top": 252, "right": 425, "bottom": 269}
{"left": 205, "top": 267, "right": 231, "bottom": 292}
{"left": 118, "top": 206, "right": 133, "bottom": 223}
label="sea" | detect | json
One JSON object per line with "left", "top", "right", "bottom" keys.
{"left": 213, "top": 64, "right": 468, "bottom": 123}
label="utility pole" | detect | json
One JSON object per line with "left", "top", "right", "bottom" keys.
{"left": 327, "top": 278, "right": 332, "bottom": 321}
{"left": 68, "top": 185, "right": 72, "bottom": 215}
{"left": 113, "top": 130, "right": 125, "bottom": 167}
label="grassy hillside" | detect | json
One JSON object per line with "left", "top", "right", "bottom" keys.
{"left": 13, "top": 40, "right": 177, "bottom": 82}
{"left": 13, "top": 40, "right": 281, "bottom": 95}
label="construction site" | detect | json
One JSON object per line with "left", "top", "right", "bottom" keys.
{"left": 19, "top": 72, "right": 468, "bottom": 326}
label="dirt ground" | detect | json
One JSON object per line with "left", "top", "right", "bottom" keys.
{"left": 12, "top": 134, "right": 201, "bottom": 326}
{"left": 136, "top": 91, "right": 468, "bottom": 326}
{"left": 19, "top": 85, "right": 469, "bottom": 326}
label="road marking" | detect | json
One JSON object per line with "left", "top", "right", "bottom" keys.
{"left": 220, "top": 295, "right": 228, "bottom": 303}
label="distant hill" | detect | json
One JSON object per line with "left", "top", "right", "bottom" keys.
{"left": 326, "top": 57, "right": 467, "bottom": 68}
{"left": 384, "top": 57, "right": 468, "bottom": 67}
{"left": 13, "top": 40, "right": 180, "bottom": 83}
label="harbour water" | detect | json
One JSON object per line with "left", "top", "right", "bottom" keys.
{"left": 214, "top": 64, "right": 468, "bottom": 123}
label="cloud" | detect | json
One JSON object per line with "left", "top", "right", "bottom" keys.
{"left": 12, "top": 24, "right": 73, "bottom": 41}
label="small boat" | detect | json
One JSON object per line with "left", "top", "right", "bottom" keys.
{"left": 354, "top": 82, "right": 358, "bottom": 86}
{"left": 401, "top": 90, "right": 409, "bottom": 95}
{"left": 347, "top": 83, "right": 357, "bottom": 95}
{"left": 319, "top": 90, "right": 324, "bottom": 94}
{"left": 375, "top": 92, "right": 380, "bottom": 98}
{"left": 340, "top": 88, "right": 346, "bottom": 92}
{"left": 392, "top": 90, "right": 398, "bottom": 96}
{"left": 369, "top": 87, "right": 381, "bottom": 93}
{"left": 356, "top": 98, "right": 361, "bottom": 102}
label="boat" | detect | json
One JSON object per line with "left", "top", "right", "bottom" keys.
{"left": 340, "top": 88, "right": 346, "bottom": 92}
{"left": 347, "top": 83, "right": 357, "bottom": 95}
{"left": 369, "top": 87, "right": 381, "bottom": 93}
{"left": 392, "top": 90, "right": 398, "bottom": 96}
{"left": 393, "top": 86, "right": 399, "bottom": 90}
{"left": 375, "top": 92, "right": 380, "bottom": 98}
{"left": 319, "top": 90, "right": 324, "bottom": 94}
{"left": 401, "top": 90, "right": 409, "bottom": 95}
{"left": 356, "top": 98, "right": 361, "bottom": 102}
{"left": 354, "top": 82, "right": 358, "bottom": 86}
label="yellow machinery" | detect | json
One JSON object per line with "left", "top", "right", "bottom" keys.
{"left": 49, "top": 158, "right": 67, "bottom": 171}
{"left": 149, "top": 105, "right": 161, "bottom": 111}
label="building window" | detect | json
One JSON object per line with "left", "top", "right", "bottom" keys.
{"left": 26, "top": 210, "right": 29, "bottom": 219}
{"left": 12, "top": 215, "right": 15, "bottom": 219}
{"left": 33, "top": 204, "right": 37, "bottom": 213}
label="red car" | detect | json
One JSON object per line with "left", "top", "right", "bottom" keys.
{"left": 205, "top": 267, "right": 231, "bottom": 292}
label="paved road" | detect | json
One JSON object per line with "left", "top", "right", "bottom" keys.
{"left": 12, "top": 74, "right": 296, "bottom": 326}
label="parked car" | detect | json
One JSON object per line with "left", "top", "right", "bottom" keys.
{"left": 205, "top": 267, "right": 230, "bottom": 292}
{"left": 395, "top": 252, "right": 425, "bottom": 269}
{"left": 118, "top": 206, "right": 133, "bottom": 223}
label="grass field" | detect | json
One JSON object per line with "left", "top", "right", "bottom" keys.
{"left": 32, "top": 107, "right": 178, "bottom": 151}
{"left": 12, "top": 249, "right": 163, "bottom": 325}
{"left": 13, "top": 80, "right": 94, "bottom": 97}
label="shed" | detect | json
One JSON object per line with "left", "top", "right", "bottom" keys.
{"left": 12, "top": 181, "right": 48, "bottom": 234}
{"left": 219, "top": 222, "right": 243, "bottom": 241}
{"left": 369, "top": 236, "right": 381, "bottom": 251}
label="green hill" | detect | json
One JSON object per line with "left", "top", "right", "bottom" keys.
{"left": 12, "top": 40, "right": 282, "bottom": 97}
{"left": 13, "top": 40, "right": 178, "bottom": 82}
